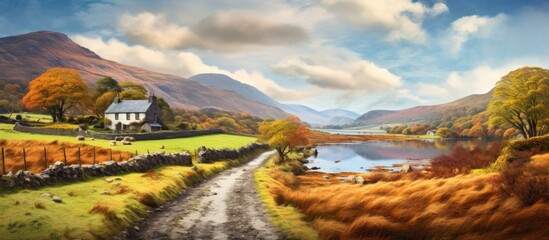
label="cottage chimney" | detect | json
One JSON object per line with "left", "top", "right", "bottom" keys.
{"left": 148, "top": 93, "right": 157, "bottom": 103}
{"left": 114, "top": 94, "right": 121, "bottom": 103}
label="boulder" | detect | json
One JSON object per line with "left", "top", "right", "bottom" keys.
{"left": 110, "top": 141, "right": 116, "bottom": 146}
{"left": 401, "top": 164, "right": 413, "bottom": 173}
{"left": 122, "top": 140, "right": 132, "bottom": 145}
{"left": 115, "top": 136, "right": 124, "bottom": 141}
{"left": 105, "top": 178, "right": 113, "bottom": 183}
{"left": 123, "top": 136, "right": 135, "bottom": 142}
{"left": 41, "top": 193, "right": 53, "bottom": 198}
{"left": 76, "top": 135, "right": 85, "bottom": 141}
{"left": 344, "top": 175, "right": 356, "bottom": 183}
{"left": 52, "top": 196, "right": 62, "bottom": 203}
{"left": 354, "top": 176, "right": 365, "bottom": 184}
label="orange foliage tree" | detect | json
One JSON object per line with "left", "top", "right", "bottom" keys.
{"left": 258, "top": 116, "right": 309, "bottom": 163}
{"left": 21, "top": 67, "right": 91, "bottom": 122}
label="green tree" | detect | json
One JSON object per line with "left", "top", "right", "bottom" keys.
{"left": 119, "top": 82, "right": 147, "bottom": 94}
{"left": 119, "top": 90, "right": 147, "bottom": 100}
{"left": 21, "top": 68, "right": 91, "bottom": 122}
{"left": 93, "top": 77, "right": 121, "bottom": 99}
{"left": 488, "top": 67, "right": 549, "bottom": 139}
{"left": 258, "top": 116, "right": 310, "bottom": 163}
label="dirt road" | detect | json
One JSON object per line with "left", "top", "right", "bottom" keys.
{"left": 125, "top": 150, "right": 283, "bottom": 240}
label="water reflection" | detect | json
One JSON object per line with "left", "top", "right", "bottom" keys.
{"left": 305, "top": 139, "right": 495, "bottom": 173}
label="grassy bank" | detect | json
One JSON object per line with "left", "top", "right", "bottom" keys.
{"left": 0, "top": 151, "right": 265, "bottom": 240}
{"left": 0, "top": 123, "right": 256, "bottom": 154}
{"left": 255, "top": 156, "right": 318, "bottom": 240}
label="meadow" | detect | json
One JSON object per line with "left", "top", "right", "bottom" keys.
{"left": 0, "top": 154, "right": 262, "bottom": 239}
{"left": 258, "top": 136, "right": 549, "bottom": 239}
{"left": 0, "top": 123, "right": 257, "bottom": 154}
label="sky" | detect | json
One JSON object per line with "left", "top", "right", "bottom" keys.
{"left": 1, "top": 0, "right": 549, "bottom": 114}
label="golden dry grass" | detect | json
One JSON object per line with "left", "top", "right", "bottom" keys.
{"left": 0, "top": 139, "right": 132, "bottom": 173}
{"left": 271, "top": 171, "right": 549, "bottom": 239}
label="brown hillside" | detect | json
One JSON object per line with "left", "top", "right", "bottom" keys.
{"left": 354, "top": 89, "right": 493, "bottom": 126}
{"left": 0, "top": 31, "right": 287, "bottom": 119}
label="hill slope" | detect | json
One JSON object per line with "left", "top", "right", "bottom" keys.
{"left": 354, "top": 90, "right": 493, "bottom": 126}
{"left": 0, "top": 31, "right": 286, "bottom": 119}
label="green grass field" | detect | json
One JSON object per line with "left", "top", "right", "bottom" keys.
{"left": 0, "top": 113, "right": 52, "bottom": 123}
{"left": 0, "top": 123, "right": 257, "bottom": 153}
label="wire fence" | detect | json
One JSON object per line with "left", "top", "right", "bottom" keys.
{"left": 0, "top": 146, "right": 138, "bottom": 174}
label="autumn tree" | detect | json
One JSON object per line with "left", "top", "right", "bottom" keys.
{"left": 488, "top": 67, "right": 549, "bottom": 139}
{"left": 258, "top": 116, "right": 310, "bottom": 163}
{"left": 22, "top": 68, "right": 91, "bottom": 122}
{"left": 94, "top": 91, "right": 117, "bottom": 118}
{"left": 436, "top": 127, "right": 452, "bottom": 138}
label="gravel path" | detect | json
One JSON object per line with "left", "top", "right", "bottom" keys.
{"left": 124, "top": 150, "right": 283, "bottom": 240}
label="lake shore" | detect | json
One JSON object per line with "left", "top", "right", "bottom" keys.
{"left": 308, "top": 130, "right": 418, "bottom": 145}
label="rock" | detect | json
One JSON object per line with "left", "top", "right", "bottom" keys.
{"left": 322, "top": 175, "right": 330, "bottom": 180}
{"left": 345, "top": 175, "right": 356, "bottom": 183}
{"left": 122, "top": 140, "right": 131, "bottom": 145}
{"left": 355, "top": 176, "right": 365, "bottom": 184}
{"left": 114, "top": 177, "right": 122, "bottom": 181}
{"left": 101, "top": 191, "right": 110, "bottom": 195}
{"left": 401, "top": 164, "right": 413, "bottom": 173}
{"left": 91, "top": 138, "right": 95, "bottom": 141}
{"left": 159, "top": 146, "right": 164, "bottom": 149}
{"left": 115, "top": 136, "right": 124, "bottom": 141}
{"left": 421, "top": 170, "right": 429, "bottom": 174}
{"left": 310, "top": 166, "right": 321, "bottom": 170}
{"left": 123, "top": 136, "right": 135, "bottom": 142}
{"left": 110, "top": 141, "right": 116, "bottom": 146}
{"left": 105, "top": 178, "right": 113, "bottom": 183}
{"left": 41, "top": 193, "right": 53, "bottom": 198}
{"left": 76, "top": 135, "right": 85, "bottom": 141}
{"left": 52, "top": 196, "right": 62, "bottom": 203}
{"left": 133, "top": 226, "right": 140, "bottom": 231}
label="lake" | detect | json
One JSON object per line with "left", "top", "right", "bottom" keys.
{"left": 315, "top": 129, "right": 386, "bottom": 135}
{"left": 305, "top": 139, "right": 495, "bottom": 173}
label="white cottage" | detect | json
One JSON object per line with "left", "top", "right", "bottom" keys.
{"left": 104, "top": 95, "right": 163, "bottom": 132}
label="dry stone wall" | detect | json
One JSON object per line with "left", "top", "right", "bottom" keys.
{"left": 198, "top": 143, "right": 269, "bottom": 163}
{"left": 0, "top": 152, "right": 192, "bottom": 189}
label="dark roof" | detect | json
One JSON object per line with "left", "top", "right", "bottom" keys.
{"left": 105, "top": 100, "right": 152, "bottom": 113}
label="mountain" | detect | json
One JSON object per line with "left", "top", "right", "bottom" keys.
{"left": 191, "top": 73, "right": 356, "bottom": 125}
{"left": 326, "top": 116, "right": 354, "bottom": 125}
{"left": 0, "top": 31, "right": 287, "bottom": 119}
{"left": 354, "top": 90, "right": 493, "bottom": 126}
{"left": 321, "top": 109, "right": 360, "bottom": 120}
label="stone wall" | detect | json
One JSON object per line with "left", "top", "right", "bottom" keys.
{"left": 0, "top": 152, "right": 192, "bottom": 189}
{"left": 198, "top": 143, "right": 269, "bottom": 163}
{"left": 13, "top": 123, "right": 223, "bottom": 140}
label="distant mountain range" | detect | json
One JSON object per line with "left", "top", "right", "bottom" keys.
{"left": 0, "top": 31, "right": 286, "bottom": 119}
{"left": 191, "top": 73, "right": 359, "bottom": 125}
{"left": 353, "top": 90, "right": 493, "bottom": 127}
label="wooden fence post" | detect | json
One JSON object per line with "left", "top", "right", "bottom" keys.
{"left": 23, "top": 147, "right": 27, "bottom": 171}
{"left": 63, "top": 147, "right": 67, "bottom": 165}
{"left": 1, "top": 147, "right": 5, "bottom": 175}
{"left": 93, "top": 147, "right": 96, "bottom": 165}
{"left": 78, "top": 147, "right": 81, "bottom": 168}
{"left": 43, "top": 147, "right": 47, "bottom": 170}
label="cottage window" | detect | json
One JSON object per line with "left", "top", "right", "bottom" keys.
{"left": 115, "top": 113, "right": 119, "bottom": 120}
{"left": 126, "top": 113, "right": 130, "bottom": 120}
{"left": 135, "top": 113, "right": 140, "bottom": 120}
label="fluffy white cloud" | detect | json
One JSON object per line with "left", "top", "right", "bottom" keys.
{"left": 118, "top": 11, "right": 308, "bottom": 52}
{"left": 321, "top": 0, "right": 448, "bottom": 43}
{"left": 71, "top": 35, "right": 309, "bottom": 101}
{"left": 120, "top": 12, "right": 199, "bottom": 49}
{"left": 273, "top": 57, "right": 401, "bottom": 91}
{"left": 445, "top": 14, "right": 506, "bottom": 55}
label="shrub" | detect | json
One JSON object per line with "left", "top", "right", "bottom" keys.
{"left": 494, "top": 161, "right": 549, "bottom": 206}
{"left": 430, "top": 142, "right": 504, "bottom": 177}
{"left": 15, "top": 115, "right": 22, "bottom": 121}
